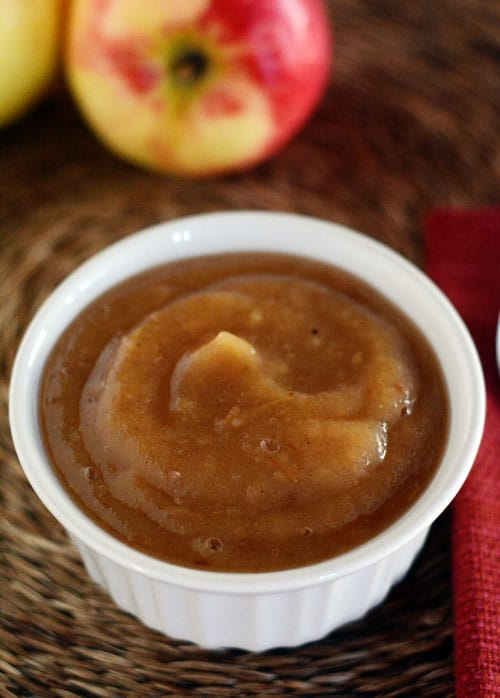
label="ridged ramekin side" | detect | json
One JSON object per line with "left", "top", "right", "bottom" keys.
{"left": 72, "top": 528, "right": 429, "bottom": 651}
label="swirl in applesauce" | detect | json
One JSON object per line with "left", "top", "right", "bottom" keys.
{"left": 40, "top": 254, "right": 448, "bottom": 572}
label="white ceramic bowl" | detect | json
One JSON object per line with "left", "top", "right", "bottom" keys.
{"left": 9, "top": 211, "right": 485, "bottom": 651}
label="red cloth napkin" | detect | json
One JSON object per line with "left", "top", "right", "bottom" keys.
{"left": 425, "top": 208, "right": 500, "bottom": 698}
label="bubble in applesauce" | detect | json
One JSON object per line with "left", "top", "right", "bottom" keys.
{"left": 192, "top": 537, "right": 224, "bottom": 557}
{"left": 259, "top": 438, "right": 280, "bottom": 452}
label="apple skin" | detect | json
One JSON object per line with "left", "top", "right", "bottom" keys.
{"left": 0, "top": 0, "right": 62, "bottom": 128}
{"left": 65, "top": 0, "right": 332, "bottom": 176}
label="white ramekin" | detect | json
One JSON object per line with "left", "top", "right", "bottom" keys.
{"left": 9, "top": 211, "right": 485, "bottom": 651}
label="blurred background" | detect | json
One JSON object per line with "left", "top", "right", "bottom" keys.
{"left": 1, "top": 1, "right": 499, "bottom": 695}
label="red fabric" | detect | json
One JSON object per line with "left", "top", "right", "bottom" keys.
{"left": 425, "top": 208, "right": 500, "bottom": 698}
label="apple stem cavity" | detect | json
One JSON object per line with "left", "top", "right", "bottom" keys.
{"left": 171, "top": 49, "right": 209, "bottom": 86}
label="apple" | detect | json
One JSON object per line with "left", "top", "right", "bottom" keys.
{"left": 65, "top": 0, "right": 332, "bottom": 176}
{"left": 0, "top": 0, "right": 62, "bottom": 128}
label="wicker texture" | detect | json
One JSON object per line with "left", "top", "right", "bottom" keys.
{"left": 1, "top": 1, "right": 499, "bottom": 695}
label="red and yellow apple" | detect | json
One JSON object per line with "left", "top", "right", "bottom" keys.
{"left": 0, "top": 0, "right": 62, "bottom": 128}
{"left": 65, "top": 0, "right": 332, "bottom": 176}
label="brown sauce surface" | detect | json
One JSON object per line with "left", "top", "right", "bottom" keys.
{"left": 40, "top": 253, "right": 449, "bottom": 572}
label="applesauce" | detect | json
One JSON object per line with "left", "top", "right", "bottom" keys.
{"left": 40, "top": 252, "right": 449, "bottom": 572}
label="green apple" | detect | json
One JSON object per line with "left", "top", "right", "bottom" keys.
{"left": 0, "top": 0, "right": 62, "bottom": 128}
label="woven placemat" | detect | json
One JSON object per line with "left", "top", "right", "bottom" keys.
{"left": 1, "top": 1, "right": 499, "bottom": 695}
